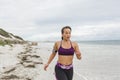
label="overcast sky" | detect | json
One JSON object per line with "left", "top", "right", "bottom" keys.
{"left": 0, "top": 0, "right": 120, "bottom": 41}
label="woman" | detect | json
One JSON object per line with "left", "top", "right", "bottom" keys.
{"left": 44, "top": 26, "right": 82, "bottom": 80}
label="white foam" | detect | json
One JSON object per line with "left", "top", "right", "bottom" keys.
{"left": 74, "top": 71, "right": 88, "bottom": 80}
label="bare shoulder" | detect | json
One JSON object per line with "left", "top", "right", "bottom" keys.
{"left": 71, "top": 41, "right": 78, "bottom": 46}
{"left": 54, "top": 41, "right": 61, "bottom": 48}
{"left": 54, "top": 41, "right": 61, "bottom": 45}
{"left": 71, "top": 41, "right": 80, "bottom": 51}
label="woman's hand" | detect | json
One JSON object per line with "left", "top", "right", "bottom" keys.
{"left": 76, "top": 53, "right": 82, "bottom": 60}
{"left": 74, "top": 42, "right": 82, "bottom": 60}
{"left": 44, "top": 63, "right": 49, "bottom": 71}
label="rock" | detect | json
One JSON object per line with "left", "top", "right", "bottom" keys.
{"left": 34, "top": 62, "right": 43, "bottom": 64}
{"left": 31, "top": 55, "right": 40, "bottom": 58}
{"left": 26, "top": 78, "right": 32, "bottom": 80}
{"left": 1, "top": 74, "right": 19, "bottom": 79}
{"left": 3, "top": 67, "right": 16, "bottom": 74}
{"left": 22, "top": 62, "right": 35, "bottom": 68}
{"left": 31, "top": 42, "right": 38, "bottom": 46}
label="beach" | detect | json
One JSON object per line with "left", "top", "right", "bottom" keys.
{"left": 0, "top": 41, "right": 120, "bottom": 80}
{"left": 0, "top": 43, "right": 43, "bottom": 80}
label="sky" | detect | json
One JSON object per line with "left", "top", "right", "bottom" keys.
{"left": 0, "top": 0, "right": 120, "bottom": 41}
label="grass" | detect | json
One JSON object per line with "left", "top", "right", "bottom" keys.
{"left": 0, "top": 40, "right": 13, "bottom": 46}
{"left": 14, "top": 35, "right": 23, "bottom": 40}
{"left": 0, "top": 40, "right": 6, "bottom": 46}
{"left": 0, "top": 28, "right": 11, "bottom": 38}
{"left": 0, "top": 28, "right": 24, "bottom": 46}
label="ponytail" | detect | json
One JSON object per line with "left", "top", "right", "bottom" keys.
{"left": 61, "top": 37, "right": 63, "bottom": 40}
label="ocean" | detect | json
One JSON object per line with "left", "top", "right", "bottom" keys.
{"left": 39, "top": 40, "right": 120, "bottom": 80}
{"left": 74, "top": 40, "right": 120, "bottom": 80}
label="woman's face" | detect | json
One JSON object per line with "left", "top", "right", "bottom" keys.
{"left": 62, "top": 28, "right": 71, "bottom": 41}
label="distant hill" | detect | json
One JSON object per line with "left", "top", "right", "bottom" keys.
{"left": 0, "top": 28, "right": 25, "bottom": 45}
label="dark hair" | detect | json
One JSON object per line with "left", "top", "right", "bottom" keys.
{"left": 61, "top": 26, "right": 72, "bottom": 40}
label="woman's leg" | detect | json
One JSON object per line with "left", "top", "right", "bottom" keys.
{"left": 55, "top": 65, "right": 68, "bottom": 80}
{"left": 65, "top": 68, "right": 73, "bottom": 80}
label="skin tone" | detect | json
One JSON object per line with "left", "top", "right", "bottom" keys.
{"left": 44, "top": 28, "right": 82, "bottom": 71}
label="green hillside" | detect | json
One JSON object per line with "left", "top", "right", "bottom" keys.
{"left": 0, "top": 28, "right": 25, "bottom": 46}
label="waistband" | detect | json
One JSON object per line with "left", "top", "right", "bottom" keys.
{"left": 56, "top": 62, "right": 73, "bottom": 69}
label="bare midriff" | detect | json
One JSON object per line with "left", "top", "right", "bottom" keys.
{"left": 57, "top": 55, "right": 74, "bottom": 65}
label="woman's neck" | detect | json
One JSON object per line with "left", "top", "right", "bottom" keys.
{"left": 62, "top": 39, "right": 70, "bottom": 42}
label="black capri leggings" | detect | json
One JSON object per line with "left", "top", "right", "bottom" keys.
{"left": 55, "top": 65, "right": 73, "bottom": 80}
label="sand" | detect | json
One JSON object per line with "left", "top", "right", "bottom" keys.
{"left": 0, "top": 43, "right": 45, "bottom": 80}
{"left": 1, "top": 42, "right": 119, "bottom": 80}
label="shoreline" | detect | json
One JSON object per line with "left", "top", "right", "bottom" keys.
{"left": 0, "top": 42, "right": 120, "bottom": 80}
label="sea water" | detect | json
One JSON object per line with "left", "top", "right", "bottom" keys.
{"left": 73, "top": 40, "right": 120, "bottom": 80}
{"left": 39, "top": 40, "right": 120, "bottom": 80}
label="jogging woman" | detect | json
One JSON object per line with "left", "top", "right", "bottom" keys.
{"left": 44, "top": 26, "right": 82, "bottom": 80}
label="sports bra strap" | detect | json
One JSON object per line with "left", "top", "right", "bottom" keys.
{"left": 70, "top": 41, "right": 73, "bottom": 47}
{"left": 60, "top": 40, "right": 73, "bottom": 47}
{"left": 60, "top": 40, "right": 62, "bottom": 47}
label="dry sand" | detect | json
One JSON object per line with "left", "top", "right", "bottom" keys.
{"left": 0, "top": 42, "right": 88, "bottom": 80}
{"left": 0, "top": 43, "right": 48, "bottom": 80}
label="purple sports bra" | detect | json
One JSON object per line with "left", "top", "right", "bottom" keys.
{"left": 58, "top": 41, "right": 75, "bottom": 55}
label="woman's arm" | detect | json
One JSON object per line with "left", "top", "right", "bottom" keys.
{"left": 74, "top": 42, "right": 82, "bottom": 60}
{"left": 44, "top": 42, "right": 58, "bottom": 71}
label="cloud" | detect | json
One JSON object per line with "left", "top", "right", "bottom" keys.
{"left": 0, "top": 0, "right": 120, "bottom": 41}
{"left": 72, "top": 22, "right": 120, "bottom": 40}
